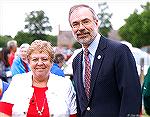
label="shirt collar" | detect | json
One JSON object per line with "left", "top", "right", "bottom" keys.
{"left": 82, "top": 33, "right": 101, "bottom": 57}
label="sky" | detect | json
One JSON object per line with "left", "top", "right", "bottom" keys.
{"left": 0, "top": 0, "right": 149, "bottom": 37}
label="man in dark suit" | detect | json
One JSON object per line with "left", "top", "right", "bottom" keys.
{"left": 68, "top": 4, "right": 142, "bottom": 117}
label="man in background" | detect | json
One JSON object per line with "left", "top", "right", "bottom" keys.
{"left": 7, "top": 40, "right": 17, "bottom": 67}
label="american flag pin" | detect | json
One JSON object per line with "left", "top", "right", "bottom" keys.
{"left": 97, "top": 55, "right": 101, "bottom": 59}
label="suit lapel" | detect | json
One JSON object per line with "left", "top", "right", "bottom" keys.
{"left": 75, "top": 36, "right": 107, "bottom": 108}
{"left": 89, "top": 36, "right": 107, "bottom": 100}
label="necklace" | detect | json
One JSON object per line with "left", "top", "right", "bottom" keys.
{"left": 34, "top": 92, "right": 46, "bottom": 116}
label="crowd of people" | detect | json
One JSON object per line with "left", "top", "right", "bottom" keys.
{"left": 0, "top": 40, "right": 17, "bottom": 83}
{"left": 0, "top": 3, "right": 149, "bottom": 117}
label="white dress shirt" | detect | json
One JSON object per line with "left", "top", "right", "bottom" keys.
{"left": 82, "top": 34, "right": 101, "bottom": 86}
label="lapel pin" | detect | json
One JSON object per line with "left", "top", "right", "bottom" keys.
{"left": 97, "top": 55, "right": 101, "bottom": 59}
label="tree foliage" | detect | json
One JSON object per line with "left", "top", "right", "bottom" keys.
{"left": 14, "top": 31, "right": 35, "bottom": 46}
{"left": 13, "top": 10, "right": 57, "bottom": 47}
{"left": 46, "top": 35, "right": 57, "bottom": 47}
{"left": 0, "top": 35, "right": 13, "bottom": 47}
{"left": 73, "top": 42, "right": 82, "bottom": 49}
{"left": 24, "top": 10, "right": 52, "bottom": 34}
{"left": 14, "top": 31, "right": 57, "bottom": 47}
{"left": 97, "top": 2, "right": 113, "bottom": 37}
{"left": 119, "top": 2, "right": 150, "bottom": 48}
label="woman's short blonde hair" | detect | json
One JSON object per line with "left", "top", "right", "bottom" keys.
{"left": 27, "top": 40, "right": 54, "bottom": 62}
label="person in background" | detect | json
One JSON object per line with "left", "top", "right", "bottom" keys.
{"left": 11, "top": 43, "right": 30, "bottom": 76}
{"left": 51, "top": 53, "right": 65, "bottom": 77}
{"left": 0, "top": 49, "right": 7, "bottom": 82}
{"left": 69, "top": 4, "right": 142, "bottom": 117}
{"left": 142, "top": 66, "right": 150, "bottom": 115}
{"left": 0, "top": 79, "right": 9, "bottom": 100}
{"left": 7, "top": 40, "right": 17, "bottom": 67}
{"left": 0, "top": 48, "right": 11, "bottom": 83}
{"left": 0, "top": 40, "right": 77, "bottom": 117}
{"left": 1, "top": 48, "right": 10, "bottom": 71}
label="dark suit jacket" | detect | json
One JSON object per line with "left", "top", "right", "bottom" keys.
{"left": 72, "top": 35, "right": 142, "bottom": 117}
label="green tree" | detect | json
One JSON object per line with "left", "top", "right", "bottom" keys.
{"left": 0, "top": 35, "right": 13, "bottom": 47}
{"left": 119, "top": 2, "right": 150, "bottom": 48}
{"left": 24, "top": 10, "right": 52, "bottom": 34}
{"left": 14, "top": 31, "right": 35, "bottom": 46}
{"left": 47, "top": 35, "right": 57, "bottom": 47}
{"left": 97, "top": 2, "right": 113, "bottom": 37}
{"left": 14, "top": 31, "right": 57, "bottom": 47}
{"left": 73, "top": 42, "right": 82, "bottom": 49}
{"left": 14, "top": 10, "right": 57, "bottom": 46}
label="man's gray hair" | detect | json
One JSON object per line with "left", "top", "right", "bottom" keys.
{"left": 7, "top": 40, "right": 17, "bottom": 49}
{"left": 68, "top": 4, "right": 98, "bottom": 25}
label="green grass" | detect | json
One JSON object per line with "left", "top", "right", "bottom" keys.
{"left": 143, "top": 114, "right": 150, "bottom": 117}
{"left": 142, "top": 110, "right": 150, "bottom": 117}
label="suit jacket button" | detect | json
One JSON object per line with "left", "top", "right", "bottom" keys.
{"left": 87, "top": 107, "right": 90, "bottom": 111}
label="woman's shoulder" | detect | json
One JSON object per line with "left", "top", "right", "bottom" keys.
{"left": 49, "top": 73, "right": 72, "bottom": 86}
{"left": 50, "top": 73, "right": 69, "bottom": 80}
{"left": 11, "top": 72, "right": 32, "bottom": 84}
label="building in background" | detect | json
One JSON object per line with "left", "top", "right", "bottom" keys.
{"left": 108, "top": 29, "right": 122, "bottom": 41}
{"left": 56, "top": 30, "right": 75, "bottom": 61}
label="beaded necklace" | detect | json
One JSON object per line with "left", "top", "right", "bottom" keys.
{"left": 34, "top": 92, "right": 46, "bottom": 116}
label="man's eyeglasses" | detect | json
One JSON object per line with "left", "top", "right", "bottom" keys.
{"left": 71, "top": 19, "right": 93, "bottom": 29}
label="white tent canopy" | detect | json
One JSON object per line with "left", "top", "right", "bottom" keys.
{"left": 121, "top": 41, "right": 150, "bottom": 75}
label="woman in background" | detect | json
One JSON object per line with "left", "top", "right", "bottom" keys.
{"left": 11, "top": 43, "right": 30, "bottom": 76}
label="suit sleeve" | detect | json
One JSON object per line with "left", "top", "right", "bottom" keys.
{"left": 72, "top": 57, "right": 81, "bottom": 117}
{"left": 115, "top": 44, "right": 142, "bottom": 116}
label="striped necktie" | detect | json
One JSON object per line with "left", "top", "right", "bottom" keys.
{"left": 84, "top": 48, "right": 91, "bottom": 100}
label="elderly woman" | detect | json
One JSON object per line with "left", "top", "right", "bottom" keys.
{"left": 11, "top": 43, "right": 30, "bottom": 76}
{"left": 0, "top": 40, "right": 77, "bottom": 117}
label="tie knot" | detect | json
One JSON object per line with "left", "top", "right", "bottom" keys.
{"left": 84, "top": 48, "right": 89, "bottom": 56}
